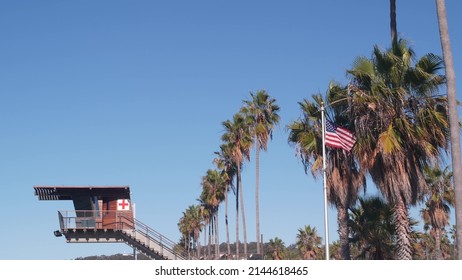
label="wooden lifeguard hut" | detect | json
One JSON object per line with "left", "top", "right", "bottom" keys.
{"left": 34, "top": 186, "right": 134, "bottom": 231}
{"left": 34, "top": 186, "right": 189, "bottom": 260}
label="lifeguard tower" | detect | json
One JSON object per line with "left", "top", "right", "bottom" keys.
{"left": 34, "top": 186, "right": 189, "bottom": 260}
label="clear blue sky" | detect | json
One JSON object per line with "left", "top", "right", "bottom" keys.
{"left": 1, "top": 0, "right": 461, "bottom": 259}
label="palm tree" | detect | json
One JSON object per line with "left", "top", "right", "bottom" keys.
{"left": 197, "top": 197, "right": 211, "bottom": 258}
{"left": 267, "top": 237, "right": 286, "bottom": 260}
{"left": 201, "top": 169, "right": 226, "bottom": 259}
{"left": 449, "top": 224, "right": 457, "bottom": 259}
{"left": 178, "top": 211, "right": 191, "bottom": 255}
{"left": 416, "top": 230, "right": 434, "bottom": 259}
{"left": 222, "top": 113, "right": 253, "bottom": 258}
{"left": 178, "top": 205, "right": 202, "bottom": 258}
{"left": 214, "top": 143, "right": 237, "bottom": 259}
{"left": 296, "top": 225, "right": 322, "bottom": 260}
{"left": 349, "top": 196, "right": 396, "bottom": 259}
{"left": 420, "top": 165, "right": 455, "bottom": 259}
{"left": 287, "top": 91, "right": 364, "bottom": 260}
{"left": 439, "top": 231, "right": 454, "bottom": 259}
{"left": 435, "top": 0, "right": 462, "bottom": 260}
{"left": 178, "top": 216, "right": 190, "bottom": 255}
{"left": 347, "top": 40, "right": 449, "bottom": 259}
{"left": 329, "top": 241, "right": 343, "bottom": 260}
{"left": 241, "top": 90, "right": 280, "bottom": 255}
{"left": 326, "top": 82, "right": 366, "bottom": 259}
{"left": 349, "top": 196, "right": 423, "bottom": 260}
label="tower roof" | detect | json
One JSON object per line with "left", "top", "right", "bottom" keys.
{"left": 33, "top": 186, "right": 131, "bottom": 200}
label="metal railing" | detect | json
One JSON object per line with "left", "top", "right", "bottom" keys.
{"left": 58, "top": 210, "right": 105, "bottom": 230}
{"left": 58, "top": 209, "right": 136, "bottom": 230}
{"left": 57, "top": 210, "right": 190, "bottom": 260}
{"left": 128, "top": 218, "right": 191, "bottom": 260}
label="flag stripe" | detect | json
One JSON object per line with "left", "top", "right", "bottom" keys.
{"left": 325, "top": 120, "right": 356, "bottom": 152}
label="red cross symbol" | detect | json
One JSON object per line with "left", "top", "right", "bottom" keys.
{"left": 117, "top": 199, "right": 130, "bottom": 210}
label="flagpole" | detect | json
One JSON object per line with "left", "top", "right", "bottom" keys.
{"left": 321, "top": 103, "right": 330, "bottom": 260}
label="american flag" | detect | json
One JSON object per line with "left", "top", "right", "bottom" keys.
{"left": 325, "top": 120, "right": 356, "bottom": 152}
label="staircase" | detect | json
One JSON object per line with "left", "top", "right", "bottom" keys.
{"left": 118, "top": 218, "right": 190, "bottom": 260}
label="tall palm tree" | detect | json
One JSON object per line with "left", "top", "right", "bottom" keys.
{"left": 296, "top": 225, "right": 322, "bottom": 260}
{"left": 199, "top": 182, "right": 213, "bottom": 259}
{"left": 287, "top": 91, "right": 364, "bottom": 260}
{"left": 197, "top": 197, "right": 211, "bottom": 258}
{"left": 326, "top": 82, "right": 366, "bottom": 259}
{"left": 201, "top": 169, "right": 226, "bottom": 259}
{"left": 435, "top": 0, "right": 462, "bottom": 260}
{"left": 347, "top": 40, "right": 449, "bottom": 259}
{"left": 420, "top": 165, "right": 455, "bottom": 259}
{"left": 178, "top": 204, "right": 202, "bottom": 258}
{"left": 222, "top": 113, "right": 253, "bottom": 258}
{"left": 214, "top": 143, "right": 237, "bottom": 259}
{"left": 178, "top": 216, "right": 190, "bottom": 255}
{"left": 241, "top": 90, "right": 280, "bottom": 255}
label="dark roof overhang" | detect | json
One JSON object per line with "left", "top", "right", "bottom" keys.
{"left": 33, "top": 186, "right": 131, "bottom": 201}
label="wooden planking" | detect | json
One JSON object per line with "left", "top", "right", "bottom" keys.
{"left": 102, "top": 198, "right": 134, "bottom": 229}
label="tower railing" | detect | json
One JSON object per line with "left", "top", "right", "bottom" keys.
{"left": 57, "top": 210, "right": 190, "bottom": 260}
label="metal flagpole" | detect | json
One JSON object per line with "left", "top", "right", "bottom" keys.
{"left": 321, "top": 103, "right": 330, "bottom": 260}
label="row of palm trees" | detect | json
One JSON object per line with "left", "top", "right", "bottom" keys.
{"left": 177, "top": 40, "right": 456, "bottom": 260}
{"left": 177, "top": 39, "right": 456, "bottom": 260}
{"left": 175, "top": 0, "right": 460, "bottom": 260}
{"left": 178, "top": 90, "right": 280, "bottom": 259}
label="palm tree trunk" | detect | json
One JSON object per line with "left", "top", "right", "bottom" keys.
{"left": 436, "top": 0, "right": 462, "bottom": 260}
{"left": 203, "top": 223, "right": 207, "bottom": 259}
{"left": 435, "top": 228, "right": 443, "bottom": 260}
{"left": 337, "top": 206, "right": 351, "bottom": 260}
{"left": 208, "top": 222, "right": 212, "bottom": 258}
{"left": 225, "top": 184, "right": 231, "bottom": 259}
{"left": 212, "top": 215, "right": 216, "bottom": 259}
{"left": 255, "top": 140, "right": 261, "bottom": 254}
{"left": 235, "top": 166, "right": 240, "bottom": 259}
{"left": 240, "top": 170, "right": 248, "bottom": 258}
{"left": 187, "top": 235, "right": 190, "bottom": 258}
{"left": 215, "top": 210, "right": 220, "bottom": 259}
{"left": 390, "top": 0, "right": 398, "bottom": 48}
{"left": 197, "top": 231, "right": 201, "bottom": 259}
{"left": 394, "top": 197, "right": 413, "bottom": 260}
